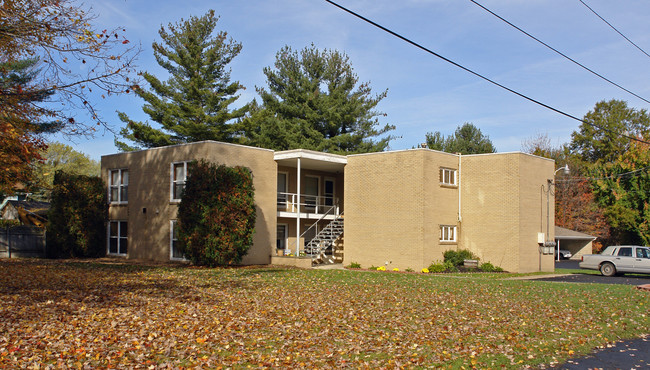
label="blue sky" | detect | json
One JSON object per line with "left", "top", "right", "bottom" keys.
{"left": 52, "top": 0, "right": 650, "bottom": 160}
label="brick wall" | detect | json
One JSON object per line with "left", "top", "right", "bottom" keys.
{"left": 101, "top": 141, "right": 277, "bottom": 264}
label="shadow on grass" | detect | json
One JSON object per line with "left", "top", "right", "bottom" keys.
{"left": 0, "top": 259, "right": 294, "bottom": 325}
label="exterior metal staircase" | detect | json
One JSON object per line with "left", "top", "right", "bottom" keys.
{"left": 305, "top": 213, "right": 344, "bottom": 265}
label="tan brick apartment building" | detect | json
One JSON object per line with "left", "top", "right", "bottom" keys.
{"left": 101, "top": 140, "right": 556, "bottom": 273}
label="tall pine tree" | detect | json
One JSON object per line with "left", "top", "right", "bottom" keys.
{"left": 116, "top": 10, "right": 248, "bottom": 150}
{"left": 425, "top": 122, "right": 496, "bottom": 154}
{"left": 243, "top": 44, "right": 394, "bottom": 153}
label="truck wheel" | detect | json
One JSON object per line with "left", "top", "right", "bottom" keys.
{"left": 600, "top": 262, "right": 616, "bottom": 277}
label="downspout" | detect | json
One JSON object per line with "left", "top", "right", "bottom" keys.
{"left": 295, "top": 157, "right": 301, "bottom": 256}
{"left": 458, "top": 153, "right": 462, "bottom": 223}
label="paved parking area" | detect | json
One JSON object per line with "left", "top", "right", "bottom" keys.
{"left": 538, "top": 260, "right": 650, "bottom": 285}
{"left": 539, "top": 260, "right": 650, "bottom": 369}
{"left": 554, "top": 335, "right": 649, "bottom": 369}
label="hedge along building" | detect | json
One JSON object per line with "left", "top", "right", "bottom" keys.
{"left": 101, "top": 140, "right": 557, "bottom": 273}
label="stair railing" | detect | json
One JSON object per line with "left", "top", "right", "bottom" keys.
{"left": 286, "top": 204, "right": 340, "bottom": 256}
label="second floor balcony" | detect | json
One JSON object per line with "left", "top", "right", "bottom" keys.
{"left": 277, "top": 192, "right": 340, "bottom": 219}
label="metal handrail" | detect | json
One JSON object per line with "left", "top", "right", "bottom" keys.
{"left": 285, "top": 206, "right": 340, "bottom": 256}
{"left": 277, "top": 192, "right": 339, "bottom": 214}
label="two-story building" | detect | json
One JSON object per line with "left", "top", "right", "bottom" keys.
{"left": 101, "top": 140, "right": 556, "bottom": 273}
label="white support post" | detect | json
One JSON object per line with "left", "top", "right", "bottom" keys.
{"left": 295, "top": 157, "right": 301, "bottom": 256}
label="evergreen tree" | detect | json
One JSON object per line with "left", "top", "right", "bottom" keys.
{"left": 245, "top": 44, "right": 394, "bottom": 153}
{"left": 0, "top": 58, "right": 60, "bottom": 195}
{"left": 425, "top": 122, "right": 496, "bottom": 154}
{"left": 116, "top": 10, "right": 247, "bottom": 150}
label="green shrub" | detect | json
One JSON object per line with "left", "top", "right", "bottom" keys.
{"left": 427, "top": 262, "right": 446, "bottom": 273}
{"left": 46, "top": 171, "right": 107, "bottom": 258}
{"left": 479, "top": 262, "right": 504, "bottom": 272}
{"left": 444, "top": 249, "right": 479, "bottom": 266}
{"left": 177, "top": 160, "right": 256, "bottom": 266}
{"left": 427, "top": 261, "right": 458, "bottom": 273}
{"left": 368, "top": 265, "right": 379, "bottom": 271}
{"left": 348, "top": 262, "right": 361, "bottom": 269}
{"left": 405, "top": 267, "right": 414, "bottom": 272}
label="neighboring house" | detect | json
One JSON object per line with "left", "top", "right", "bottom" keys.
{"left": 0, "top": 200, "right": 48, "bottom": 258}
{"left": 101, "top": 140, "right": 557, "bottom": 273}
{"left": 0, "top": 200, "right": 49, "bottom": 228}
{"left": 554, "top": 226, "right": 597, "bottom": 260}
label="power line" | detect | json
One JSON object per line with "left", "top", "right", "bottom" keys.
{"left": 323, "top": 0, "right": 650, "bottom": 146}
{"left": 556, "top": 165, "right": 650, "bottom": 183}
{"left": 578, "top": 0, "right": 650, "bottom": 60}
{"left": 468, "top": 0, "right": 650, "bottom": 105}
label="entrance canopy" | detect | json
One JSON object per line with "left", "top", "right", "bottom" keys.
{"left": 274, "top": 149, "right": 347, "bottom": 172}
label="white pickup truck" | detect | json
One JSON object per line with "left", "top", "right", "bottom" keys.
{"left": 579, "top": 245, "right": 650, "bottom": 276}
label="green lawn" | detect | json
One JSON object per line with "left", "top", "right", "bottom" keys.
{"left": 0, "top": 260, "right": 648, "bottom": 368}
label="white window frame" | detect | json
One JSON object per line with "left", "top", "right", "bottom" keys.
{"left": 440, "top": 225, "right": 457, "bottom": 243}
{"left": 169, "top": 220, "right": 187, "bottom": 261}
{"left": 440, "top": 167, "right": 457, "bottom": 186}
{"left": 170, "top": 161, "right": 190, "bottom": 202}
{"left": 107, "top": 220, "right": 128, "bottom": 256}
{"left": 108, "top": 169, "right": 129, "bottom": 204}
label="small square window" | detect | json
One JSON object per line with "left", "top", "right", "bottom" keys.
{"left": 439, "top": 168, "right": 457, "bottom": 186}
{"left": 440, "top": 225, "right": 457, "bottom": 242}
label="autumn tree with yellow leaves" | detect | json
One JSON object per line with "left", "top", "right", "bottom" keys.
{"left": 0, "top": 0, "right": 138, "bottom": 194}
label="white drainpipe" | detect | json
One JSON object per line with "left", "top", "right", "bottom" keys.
{"left": 295, "top": 157, "right": 301, "bottom": 256}
{"left": 458, "top": 153, "right": 462, "bottom": 223}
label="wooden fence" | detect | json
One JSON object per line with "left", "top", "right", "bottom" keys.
{"left": 0, "top": 226, "right": 46, "bottom": 258}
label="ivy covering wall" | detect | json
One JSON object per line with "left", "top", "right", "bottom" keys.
{"left": 46, "top": 171, "right": 108, "bottom": 258}
{"left": 177, "top": 160, "right": 256, "bottom": 266}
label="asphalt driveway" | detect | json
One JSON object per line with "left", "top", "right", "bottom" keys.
{"left": 538, "top": 260, "right": 650, "bottom": 286}
{"left": 540, "top": 260, "right": 650, "bottom": 369}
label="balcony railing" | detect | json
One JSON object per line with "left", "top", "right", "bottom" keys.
{"left": 277, "top": 192, "right": 339, "bottom": 215}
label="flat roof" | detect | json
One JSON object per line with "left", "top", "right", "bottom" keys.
{"left": 274, "top": 149, "right": 347, "bottom": 172}
{"left": 101, "top": 140, "right": 274, "bottom": 160}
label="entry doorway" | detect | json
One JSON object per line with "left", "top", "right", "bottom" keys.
{"left": 277, "top": 224, "right": 288, "bottom": 254}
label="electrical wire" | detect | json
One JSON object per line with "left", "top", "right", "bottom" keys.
{"left": 468, "top": 0, "right": 650, "bottom": 105}
{"left": 323, "top": 0, "right": 650, "bottom": 146}
{"left": 555, "top": 165, "right": 650, "bottom": 183}
{"left": 578, "top": 0, "right": 650, "bottom": 60}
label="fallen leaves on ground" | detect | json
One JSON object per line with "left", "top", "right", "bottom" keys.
{"left": 0, "top": 259, "right": 648, "bottom": 368}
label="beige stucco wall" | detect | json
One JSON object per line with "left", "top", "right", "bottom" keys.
{"left": 101, "top": 141, "right": 277, "bottom": 264}
{"left": 344, "top": 149, "right": 459, "bottom": 270}
{"left": 461, "top": 153, "right": 555, "bottom": 273}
